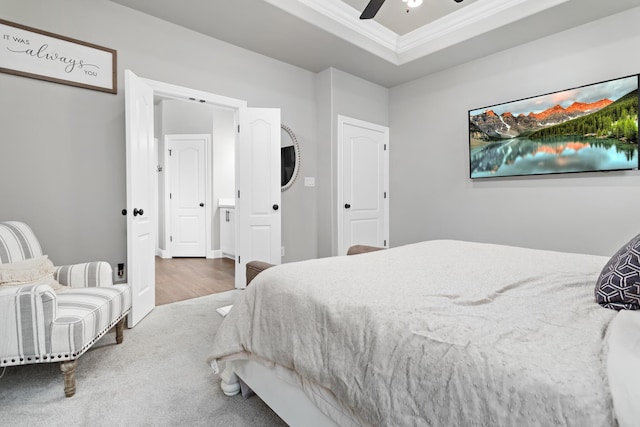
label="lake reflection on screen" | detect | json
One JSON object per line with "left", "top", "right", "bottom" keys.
{"left": 470, "top": 136, "right": 637, "bottom": 178}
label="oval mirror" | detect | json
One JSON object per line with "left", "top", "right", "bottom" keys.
{"left": 281, "top": 124, "right": 300, "bottom": 192}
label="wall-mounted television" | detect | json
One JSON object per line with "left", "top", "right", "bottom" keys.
{"left": 468, "top": 74, "right": 639, "bottom": 179}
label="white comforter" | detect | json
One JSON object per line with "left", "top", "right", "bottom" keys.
{"left": 211, "top": 240, "right": 619, "bottom": 426}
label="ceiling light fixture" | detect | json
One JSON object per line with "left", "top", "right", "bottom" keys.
{"left": 402, "top": 0, "right": 423, "bottom": 7}
{"left": 362, "top": 0, "right": 462, "bottom": 20}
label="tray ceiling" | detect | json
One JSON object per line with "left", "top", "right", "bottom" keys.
{"left": 110, "top": 0, "right": 640, "bottom": 87}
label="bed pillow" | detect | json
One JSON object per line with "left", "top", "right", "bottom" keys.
{"left": 595, "top": 234, "right": 640, "bottom": 310}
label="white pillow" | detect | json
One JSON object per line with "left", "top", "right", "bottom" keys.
{"left": 0, "top": 255, "right": 55, "bottom": 284}
{"left": 0, "top": 255, "right": 67, "bottom": 291}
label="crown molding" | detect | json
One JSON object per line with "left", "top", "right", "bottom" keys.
{"left": 264, "top": 0, "right": 400, "bottom": 62}
{"left": 397, "top": 0, "right": 569, "bottom": 63}
{"left": 264, "top": 0, "right": 570, "bottom": 66}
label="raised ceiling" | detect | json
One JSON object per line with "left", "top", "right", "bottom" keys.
{"left": 338, "top": 0, "right": 480, "bottom": 35}
{"left": 110, "top": 0, "right": 640, "bottom": 87}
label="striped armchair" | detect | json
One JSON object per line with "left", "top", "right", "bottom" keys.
{"left": 0, "top": 221, "right": 131, "bottom": 397}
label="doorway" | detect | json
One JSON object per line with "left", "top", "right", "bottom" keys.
{"left": 153, "top": 100, "right": 235, "bottom": 304}
{"left": 125, "top": 70, "right": 282, "bottom": 326}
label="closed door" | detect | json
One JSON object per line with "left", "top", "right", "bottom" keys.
{"left": 338, "top": 115, "right": 389, "bottom": 255}
{"left": 167, "top": 134, "right": 208, "bottom": 257}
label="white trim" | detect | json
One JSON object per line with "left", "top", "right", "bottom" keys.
{"left": 143, "top": 78, "right": 247, "bottom": 109}
{"left": 156, "top": 248, "right": 170, "bottom": 259}
{"left": 263, "top": 0, "right": 398, "bottom": 63}
{"left": 163, "top": 139, "right": 172, "bottom": 259}
{"left": 127, "top": 71, "right": 247, "bottom": 288}
{"left": 224, "top": 359, "right": 340, "bottom": 427}
{"left": 264, "top": 0, "right": 569, "bottom": 65}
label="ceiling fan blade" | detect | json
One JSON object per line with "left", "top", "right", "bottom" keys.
{"left": 360, "top": 0, "right": 386, "bottom": 19}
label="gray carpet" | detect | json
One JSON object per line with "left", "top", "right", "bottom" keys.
{"left": 0, "top": 290, "right": 288, "bottom": 426}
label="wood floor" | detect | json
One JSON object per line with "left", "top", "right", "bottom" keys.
{"left": 155, "top": 256, "right": 235, "bottom": 305}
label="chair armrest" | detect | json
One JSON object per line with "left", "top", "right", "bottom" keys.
{"left": 55, "top": 261, "right": 113, "bottom": 288}
{"left": 346, "top": 245, "right": 385, "bottom": 256}
{"left": 246, "top": 261, "right": 275, "bottom": 286}
{"left": 0, "top": 284, "right": 57, "bottom": 365}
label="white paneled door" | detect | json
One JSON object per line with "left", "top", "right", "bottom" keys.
{"left": 338, "top": 115, "right": 389, "bottom": 256}
{"left": 236, "top": 108, "right": 282, "bottom": 288}
{"left": 124, "top": 70, "right": 156, "bottom": 327}
{"left": 167, "top": 134, "right": 208, "bottom": 257}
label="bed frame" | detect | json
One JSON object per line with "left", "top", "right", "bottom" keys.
{"left": 221, "top": 360, "right": 339, "bottom": 426}
{"left": 221, "top": 246, "right": 383, "bottom": 426}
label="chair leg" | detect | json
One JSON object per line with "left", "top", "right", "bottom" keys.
{"left": 115, "top": 317, "right": 125, "bottom": 344}
{"left": 60, "top": 360, "right": 77, "bottom": 398}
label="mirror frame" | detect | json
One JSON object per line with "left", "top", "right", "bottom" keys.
{"left": 281, "top": 124, "right": 301, "bottom": 192}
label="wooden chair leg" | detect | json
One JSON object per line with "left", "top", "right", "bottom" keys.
{"left": 115, "top": 317, "right": 125, "bottom": 344}
{"left": 60, "top": 360, "right": 77, "bottom": 398}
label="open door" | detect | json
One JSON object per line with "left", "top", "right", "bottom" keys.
{"left": 124, "top": 72, "right": 281, "bottom": 296}
{"left": 124, "top": 70, "right": 156, "bottom": 326}
{"left": 236, "top": 108, "right": 282, "bottom": 288}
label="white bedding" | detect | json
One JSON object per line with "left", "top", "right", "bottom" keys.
{"left": 607, "top": 309, "right": 640, "bottom": 427}
{"left": 211, "top": 240, "right": 619, "bottom": 426}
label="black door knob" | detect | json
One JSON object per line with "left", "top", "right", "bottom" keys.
{"left": 133, "top": 208, "right": 144, "bottom": 217}
{"left": 121, "top": 209, "right": 127, "bottom": 216}
{"left": 344, "top": 203, "right": 351, "bottom": 209}
{"left": 272, "top": 204, "right": 279, "bottom": 211}
{"left": 199, "top": 203, "right": 204, "bottom": 207}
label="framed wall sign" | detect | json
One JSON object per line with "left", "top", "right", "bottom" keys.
{"left": 0, "top": 19, "right": 117, "bottom": 94}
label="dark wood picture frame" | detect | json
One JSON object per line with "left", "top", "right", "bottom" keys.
{"left": 0, "top": 19, "right": 117, "bottom": 94}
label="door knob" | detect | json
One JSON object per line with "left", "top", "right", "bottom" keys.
{"left": 121, "top": 209, "right": 127, "bottom": 216}
{"left": 133, "top": 208, "right": 144, "bottom": 217}
{"left": 344, "top": 203, "right": 351, "bottom": 209}
{"left": 199, "top": 203, "right": 204, "bottom": 207}
{"left": 272, "top": 204, "right": 279, "bottom": 211}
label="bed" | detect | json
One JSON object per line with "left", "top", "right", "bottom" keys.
{"left": 210, "top": 239, "right": 640, "bottom": 426}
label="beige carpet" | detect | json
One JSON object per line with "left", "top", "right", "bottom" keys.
{"left": 0, "top": 290, "right": 287, "bottom": 426}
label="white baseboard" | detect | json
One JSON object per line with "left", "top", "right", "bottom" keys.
{"left": 157, "top": 248, "right": 222, "bottom": 259}
{"left": 156, "top": 248, "right": 171, "bottom": 259}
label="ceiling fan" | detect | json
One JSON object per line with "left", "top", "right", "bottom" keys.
{"left": 360, "top": 0, "right": 464, "bottom": 20}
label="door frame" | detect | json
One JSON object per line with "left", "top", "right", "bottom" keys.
{"left": 125, "top": 70, "right": 281, "bottom": 294}
{"left": 134, "top": 76, "right": 247, "bottom": 280}
{"left": 163, "top": 133, "right": 212, "bottom": 259}
{"left": 336, "top": 115, "right": 390, "bottom": 255}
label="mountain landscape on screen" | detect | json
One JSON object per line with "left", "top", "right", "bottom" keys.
{"left": 470, "top": 98, "right": 616, "bottom": 140}
{"left": 468, "top": 75, "right": 639, "bottom": 178}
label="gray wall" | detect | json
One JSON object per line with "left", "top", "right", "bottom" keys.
{"left": 316, "top": 68, "right": 389, "bottom": 257}
{"left": 0, "top": 0, "right": 318, "bottom": 270}
{"left": 389, "top": 7, "right": 640, "bottom": 256}
{"left": 3, "top": 0, "right": 635, "bottom": 273}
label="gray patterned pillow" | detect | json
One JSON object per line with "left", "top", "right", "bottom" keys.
{"left": 595, "top": 234, "right": 640, "bottom": 310}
